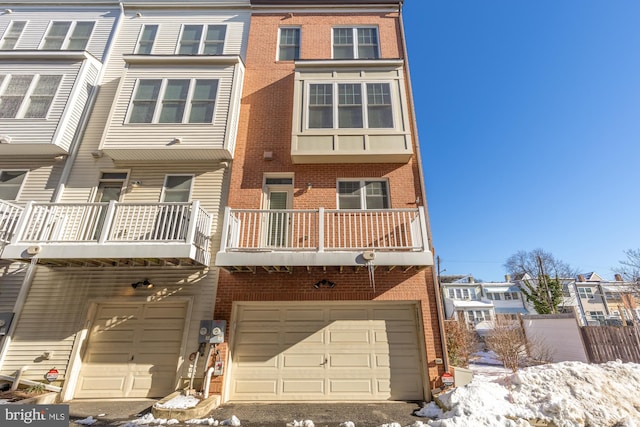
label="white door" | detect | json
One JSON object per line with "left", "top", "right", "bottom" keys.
{"left": 75, "top": 301, "right": 187, "bottom": 398}
{"left": 263, "top": 178, "right": 293, "bottom": 248}
{"left": 230, "top": 302, "right": 424, "bottom": 401}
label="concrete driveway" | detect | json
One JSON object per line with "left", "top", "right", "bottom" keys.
{"left": 68, "top": 399, "right": 427, "bottom": 426}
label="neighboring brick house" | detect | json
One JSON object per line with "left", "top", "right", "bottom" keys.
{"left": 213, "top": 0, "right": 446, "bottom": 402}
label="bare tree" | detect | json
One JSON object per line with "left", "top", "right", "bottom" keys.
{"left": 504, "top": 248, "right": 575, "bottom": 279}
{"left": 613, "top": 249, "right": 640, "bottom": 283}
{"left": 484, "top": 316, "right": 527, "bottom": 372}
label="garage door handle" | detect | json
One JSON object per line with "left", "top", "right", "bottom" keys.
{"left": 320, "top": 358, "right": 327, "bottom": 366}
{"left": 130, "top": 355, "right": 134, "bottom": 361}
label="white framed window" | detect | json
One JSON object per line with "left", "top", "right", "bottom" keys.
{"left": 278, "top": 27, "right": 300, "bottom": 60}
{"left": 0, "top": 170, "right": 27, "bottom": 201}
{"left": 578, "top": 287, "right": 594, "bottom": 299}
{"left": 0, "top": 74, "right": 62, "bottom": 119}
{"left": 162, "top": 175, "right": 193, "bottom": 202}
{"left": 332, "top": 27, "right": 379, "bottom": 59}
{"left": 41, "top": 21, "right": 95, "bottom": 50}
{"left": 127, "top": 78, "right": 219, "bottom": 124}
{"left": 486, "top": 293, "right": 494, "bottom": 300}
{"left": 337, "top": 179, "right": 389, "bottom": 210}
{"left": 135, "top": 24, "right": 158, "bottom": 54}
{"left": 447, "top": 289, "right": 455, "bottom": 299}
{"left": 308, "top": 82, "right": 393, "bottom": 129}
{"left": 178, "top": 24, "right": 226, "bottom": 55}
{"left": 588, "top": 311, "right": 605, "bottom": 322}
{"left": 1, "top": 21, "right": 26, "bottom": 50}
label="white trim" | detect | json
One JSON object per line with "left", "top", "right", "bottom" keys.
{"left": 336, "top": 178, "right": 390, "bottom": 210}
{"left": 0, "top": 20, "right": 27, "bottom": 50}
{"left": 38, "top": 20, "right": 96, "bottom": 51}
{"left": 134, "top": 23, "right": 158, "bottom": 54}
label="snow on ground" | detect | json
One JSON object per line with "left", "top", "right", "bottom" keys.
{"left": 427, "top": 360, "right": 640, "bottom": 427}
{"left": 155, "top": 394, "right": 201, "bottom": 409}
{"left": 113, "top": 356, "right": 640, "bottom": 427}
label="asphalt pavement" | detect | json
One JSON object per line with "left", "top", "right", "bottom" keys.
{"left": 68, "top": 399, "right": 427, "bottom": 426}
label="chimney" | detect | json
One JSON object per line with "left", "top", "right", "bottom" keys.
{"left": 505, "top": 274, "right": 511, "bottom": 282}
{"left": 468, "top": 276, "right": 475, "bottom": 283}
{"left": 614, "top": 274, "right": 623, "bottom": 282}
{"left": 577, "top": 274, "right": 585, "bottom": 282}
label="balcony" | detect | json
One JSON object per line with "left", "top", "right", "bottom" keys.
{"left": 0, "top": 200, "right": 212, "bottom": 267}
{"left": 216, "top": 207, "right": 432, "bottom": 272}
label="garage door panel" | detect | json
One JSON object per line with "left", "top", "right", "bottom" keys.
{"left": 284, "top": 329, "right": 324, "bottom": 345}
{"left": 329, "top": 379, "right": 372, "bottom": 393}
{"left": 238, "top": 308, "right": 281, "bottom": 322}
{"left": 329, "top": 354, "right": 371, "bottom": 368}
{"left": 284, "top": 309, "right": 325, "bottom": 322}
{"left": 329, "top": 308, "right": 369, "bottom": 320}
{"left": 283, "top": 353, "right": 325, "bottom": 367}
{"left": 329, "top": 329, "right": 370, "bottom": 343}
{"left": 231, "top": 303, "right": 423, "bottom": 401}
{"left": 282, "top": 379, "right": 324, "bottom": 394}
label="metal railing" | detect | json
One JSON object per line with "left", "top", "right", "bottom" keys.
{"left": 0, "top": 200, "right": 24, "bottom": 244}
{"left": 220, "top": 207, "right": 427, "bottom": 252}
{"left": 8, "top": 200, "right": 212, "bottom": 263}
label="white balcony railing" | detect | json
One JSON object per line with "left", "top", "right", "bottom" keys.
{"left": 6, "top": 200, "right": 212, "bottom": 265}
{"left": 220, "top": 207, "right": 427, "bottom": 253}
{"left": 0, "top": 200, "right": 24, "bottom": 244}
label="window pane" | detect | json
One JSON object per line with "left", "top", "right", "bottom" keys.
{"left": 163, "top": 175, "right": 192, "bottom": 202}
{"left": 136, "top": 25, "right": 158, "bottom": 54}
{"left": 338, "top": 181, "right": 361, "bottom": 209}
{"left": 357, "top": 28, "right": 379, "bottom": 59}
{"left": 24, "top": 75, "right": 62, "bottom": 118}
{"left": 159, "top": 79, "right": 189, "bottom": 123}
{"left": 0, "top": 170, "right": 27, "bottom": 200}
{"left": 129, "top": 79, "right": 161, "bottom": 123}
{"left": 367, "top": 83, "right": 393, "bottom": 128}
{"left": 364, "top": 181, "right": 388, "bottom": 208}
{"left": 42, "top": 22, "right": 71, "bottom": 50}
{"left": 179, "top": 25, "right": 202, "bottom": 54}
{"left": 279, "top": 28, "right": 300, "bottom": 60}
{"left": 338, "top": 83, "right": 362, "bottom": 128}
{"left": 203, "top": 25, "right": 225, "bottom": 54}
{"left": 308, "top": 84, "right": 333, "bottom": 128}
{"left": 0, "top": 75, "right": 32, "bottom": 118}
{"left": 333, "top": 28, "right": 354, "bottom": 59}
{"left": 67, "top": 22, "right": 94, "bottom": 50}
{"left": 1, "top": 21, "right": 26, "bottom": 50}
{"left": 189, "top": 79, "right": 218, "bottom": 123}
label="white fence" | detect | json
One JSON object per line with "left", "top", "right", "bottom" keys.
{"left": 0, "top": 200, "right": 24, "bottom": 244}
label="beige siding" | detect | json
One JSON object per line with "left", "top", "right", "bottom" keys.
{"left": 1, "top": 266, "right": 218, "bottom": 383}
{"left": 119, "top": 10, "right": 249, "bottom": 59}
{"left": 0, "top": 158, "right": 64, "bottom": 203}
{"left": 0, "top": 6, "right": 119, "bottom": 60}
{"left": 0, "top": 261, "right": 27, "bottom": 312}
{"left": 0, "top": 61, "right": 82, "bottom": 148}
{"left": 101, "top": 64, "right": 236, "bottom": 149}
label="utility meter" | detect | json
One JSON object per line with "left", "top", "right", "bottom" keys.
{"left": 199, "top": 320, "right": 226, "bottom": 344}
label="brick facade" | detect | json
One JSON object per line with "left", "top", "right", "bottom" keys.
{"left": 213, "top": 8, "right": 445, "bottom": 400}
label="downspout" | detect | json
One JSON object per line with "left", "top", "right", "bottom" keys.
{"left": 52, "top": 1, "right": 124, "bottom": 202}
{"left": 397, "top": 2, "right": 449, "bottom": 375}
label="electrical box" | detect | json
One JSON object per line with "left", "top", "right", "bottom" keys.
{"left": 0, "top": 313, "right": 14, "bottom": 336}
{"left": 213, "top": 361, "right": 224, "bottom": 376}
{"left": 199, "top": 320, "right": 226, "bottom": 344}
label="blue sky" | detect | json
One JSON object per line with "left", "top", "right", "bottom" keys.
{"left": 403, "top": 0, "right": 640, "bottom": 281}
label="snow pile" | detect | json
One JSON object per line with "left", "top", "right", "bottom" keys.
{"left": 154, "top": 394, "right": 200, "bottom": 409}
{"left": 430, "top": 360, "right": 640, "bottom": 426}
{"left": 286, "top": 420, "right": 314, "bottom": 427}
{"left": 74, "top": 416, "right": 98, "bottom": 425}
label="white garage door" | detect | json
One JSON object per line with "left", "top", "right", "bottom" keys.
{"left": 230, "top": 302, "right": 424, "bottom": 401}
{"left": 75, "top": 301, "right": 187, "bottom": 399}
